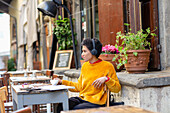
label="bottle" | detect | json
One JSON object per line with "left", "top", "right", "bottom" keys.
{"left": 24, "top": 70, "right": 28, "bottom": 77}
{"left": 27, "top": 66, "right": 30, "bottom": 71}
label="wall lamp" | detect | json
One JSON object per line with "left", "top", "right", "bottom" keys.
{"left": 38, "top": 0, "right": 78, "bottom": 70}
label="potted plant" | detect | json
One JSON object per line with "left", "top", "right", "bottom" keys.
{"left": 99, "top": 44, "right": 124, "bottom": 72}
{"left": 53, "top": 15, "right": 77, "bottom": 50}
{"left": 113, "top": 23, "right": 157, "bottom": 73}
{"left": 7, "top": 58, "right": 17, "bottom": 71}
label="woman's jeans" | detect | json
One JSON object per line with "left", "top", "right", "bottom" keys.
{"left": 57, "top": 97, "right": 105, "bottom": 113}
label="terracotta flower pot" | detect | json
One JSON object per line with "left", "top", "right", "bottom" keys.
{"left": 99, "top": 54, "right": 124, "bottom": 72}
{"left": 124, "top": 49, "right": 150, "bottom": 74}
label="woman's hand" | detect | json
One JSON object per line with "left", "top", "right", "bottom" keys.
{"left": 54, "top": 77, "right": 62, "bottom": 85}
{"left": 92, "top": 77, "right": 107, "bottom": 88}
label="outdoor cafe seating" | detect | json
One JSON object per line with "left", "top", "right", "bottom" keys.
{"left": 0, "top": 69, "right": 70, "bottom": 113}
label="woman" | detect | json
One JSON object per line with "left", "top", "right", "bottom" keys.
{"left": 56, "top": 38, "right": 121, "bottom": 112}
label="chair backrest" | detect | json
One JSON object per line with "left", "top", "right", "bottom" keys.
{"left": 0, "top": 86, "right": 8, "bottom": 113}
{"left": 0, "top": 73, "right": 9, "bottom": 87}
{"left": 105, "top": 85, "right": 124, "bottom": 107}
{"left": 104, "top": 85, "right": 110, "bottom": 107}
{"left": 0, "top": 86, "right": 8, "bottom": 101}
{"left": 52, "top": 74, "right": 63, "bottom": 80}
{"left": 0, "top": 95, "right": 5, "bottom": 113}
{"left": 46, "top": 70, "right": 54, "bottom": 78}
{"left": 0, "top": 77, "right": 4, "bottom": 87}
{"left": 33, "top": 61, "right": 42, "bottom": 70}
{"left": 13, "top": 107, "right": 31, "bottom": 113}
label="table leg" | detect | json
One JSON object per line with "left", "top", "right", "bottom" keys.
{"left": 11, "top": 86, "right": 17, "bottom": 110}
{"left": 13, "top": 98, "right": 17, "bottom": 110}
{"left": 17, "top": 95, "right": 24, "bottom": 109}
{"left": 62, "top": 100, "right": 69, "bottom": 111}
{"left": 47, "top": 103, "right": 51, "bottom": 113}
{"left": 62, "top": 91, "right": 69, "bottom": 111}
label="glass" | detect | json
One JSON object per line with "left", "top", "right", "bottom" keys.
{"left": 20, "top": 66, "right": 24, "bottom": 71}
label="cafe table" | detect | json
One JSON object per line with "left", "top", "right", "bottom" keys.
{"left": 11, "top": 85, "right": 74, "bottom": 112}
{"left": 61, "top": 105, "right": 158, "bottom": 113}
{"left": 10, "top": 76, "right": 51, "bottom": 85}
{"left": 7, "top": 70, "right": 42, "bottom": 77}
{"left": 0, "top": 71, "right": 7, "bottom": 75}
{"left": 9, "top": 76, "right": 51, "bottom": 112}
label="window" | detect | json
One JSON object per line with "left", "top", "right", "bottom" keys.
{"left": 80, "top": 0, "right": 99, "bottom": 40}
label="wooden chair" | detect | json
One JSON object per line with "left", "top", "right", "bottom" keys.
{"left": 46, "top": 70, "right": 54, "bottom": 78}
{"left": 33, "top": 61, "right": 42, "bottom": 70}
{"left": 0, "top": 73, "right": 9, "bottom": 87}
{"left": 0, "top": 77, "right": 5, "bottom": 87}
{"left": 1, "top": 73, "right": 12, "bottom": 102}
{"left": 45, "top": 70, "right": 63, "bottom": 79}
{"left": 0, "top": 89, "right": 6, "bottom": 113}
{"left": 0, "top": 86, "right": 13, "bottom": 113}
{"left": 105, "top": 85, "right": 124, "bottom": 107}
{"left": 104, "top": 85, "right": 110, "bottom": 107}
{"left": 12, "top": 107, "right": 31, "bottom": 113}
{"left": 52, "top": 74, "right": 63, "bottom": 80}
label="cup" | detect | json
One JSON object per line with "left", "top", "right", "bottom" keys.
{"left": 50, "top": 80, "right": 59, "bottom": 85}
{"left": 32, "top": 71, "right": 37, "bottom": 77}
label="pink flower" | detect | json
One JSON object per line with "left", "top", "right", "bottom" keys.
{"left": 102, "top": 47, "right": 106, "bottom": 52}
{"left": 101, "top": 44, "right": 119, "bottom": 54}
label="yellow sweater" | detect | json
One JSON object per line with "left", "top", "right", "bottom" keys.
{"left": 62, "top": 60, "right": 121, "bottom": 105}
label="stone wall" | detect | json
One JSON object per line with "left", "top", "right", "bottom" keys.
{"left": 158, "top": 0, "right": 170, "bottom": 70}
{"left": 118, "top": 71, "right": 170, "bottom": 113}
{"left": 121, "top": 86, "right": 170, "bottom": 113}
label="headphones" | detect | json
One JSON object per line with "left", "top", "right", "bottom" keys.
{"left": 91, "top": 39, "right": 98, "bottom": 55}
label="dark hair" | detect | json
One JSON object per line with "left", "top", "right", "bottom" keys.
{"left": 81, "top": 38, "right": 102, "bottom": 58}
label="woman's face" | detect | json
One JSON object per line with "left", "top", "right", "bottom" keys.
{"left": 81, "top": 45, "right": 93, "bottom": 62}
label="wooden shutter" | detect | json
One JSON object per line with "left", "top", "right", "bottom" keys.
{"left": 141, "top": 0, "right": 160, "bottom": 70}
{"left": 98, "top": 0, "right": 124, "bottom": 46}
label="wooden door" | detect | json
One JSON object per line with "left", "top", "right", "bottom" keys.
{"left": 98, "top": 0, "right": 124, "bottom": 46}
{"left": 141, "top": 0, "right": 160, "bottom": 70}
{"left": 125, "top": 0, "right": 160, "bottom": 70}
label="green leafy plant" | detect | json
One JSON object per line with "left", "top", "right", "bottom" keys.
{"left": 113, "top": 23, "right": 157, "bottom": 69}
{"left": 53, "top": 15, "right": 77, "bottom": 50}
{"left": 7, "top": 58, "right": 17, "bottom": 71}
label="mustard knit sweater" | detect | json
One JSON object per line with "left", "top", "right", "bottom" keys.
{"left": 62, "top": 60, "right": 121, "bottom": 105}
